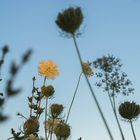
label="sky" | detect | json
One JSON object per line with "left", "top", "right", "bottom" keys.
{"left": 0, "top": 0, "right": 140, "bottom": 140}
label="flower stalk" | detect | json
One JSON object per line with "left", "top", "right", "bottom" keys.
{"left": 72, "top": 35, "right": 114, "bottom": 140}
{"left": 105, "top": 74, "right": 125, "bottom": 140}
{"left": 130, "top": 120, "right": 137, "bottom": 140}
{"left": 65, "top": 72, "right": 83, "bottom": 123}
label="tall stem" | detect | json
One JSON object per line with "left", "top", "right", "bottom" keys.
{"left": 105, "top": 74, "right": 125, "bottom": 140}
{"left": 45, "top": 98, "right": 48, "bottom": 140}
{"left": 49, "top": 118, "right": 55, "bottom": 140}
{"left": 65, "top": 72, "right": 83, "bottom": 123}
{"left": 72, "top": 35, "right": 114, "bottom": 140}
{"left": 43, "top": 76, "right": 48, "bottom": 140}
{"left": 112, "top": 92, "right": 125, "bottom": 140}
{"left": 130, "top": 120, "right": 137, "bottom": 140}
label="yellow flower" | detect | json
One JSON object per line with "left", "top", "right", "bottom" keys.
{"left": 38, "top": 60, "right": 59, "bottom": 80}
{"left": 82, "top": 62, "right": 93, "bottom": 77}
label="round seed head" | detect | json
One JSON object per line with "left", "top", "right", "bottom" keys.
{"left": 23, "top": 117, "right": 39, "bottom": 136}
{"left": 54, "top": 122, "right": 71, "bottom": 139}
{"left": 119, "top": 101, "right": 140, "bottom": 121}
{"left": 56, "top": 7, "right": 83, "bottom": 35}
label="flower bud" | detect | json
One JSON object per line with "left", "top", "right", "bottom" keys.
{"left": 41, "top": 85, "right": 55, "bottom": 98}
{"left": 50, "top": 104, "right": 64, "bottom": 118}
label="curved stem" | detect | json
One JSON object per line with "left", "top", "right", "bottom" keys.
{"left": 130, "top": 120, "right": 137, "bottom": 140}
{"left": 72, "top": 35, "right": 114, "bottom": 140}
{"left": 65, "top": 72, "right": 83, "bottom": 123}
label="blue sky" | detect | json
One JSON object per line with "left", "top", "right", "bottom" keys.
{"left": 0, "top": 0, "right": 140, "bottom": 140}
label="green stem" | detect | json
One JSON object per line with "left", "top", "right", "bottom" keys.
{"left": 113, "top": 94, "right": 125, "bottom": 140}
{"left": 130, "top": 120, "right": 137, "bottom": 140}
{"left": 72, "top": 35, "right": 114, "bottom": 140}
{"left": 45, "top": 98, "right": 49, "bottom": 140}
{"left": 105, "top": 75, "right": 125, "bottom": 140}
{"left": 65, "top": 72, "right": 83, "bottom": 123}
{"left": 44, "top": 76, "right": 47, "bottom": 86}
{"left": 49, "top": 118, "right": 55, "bottom": 140}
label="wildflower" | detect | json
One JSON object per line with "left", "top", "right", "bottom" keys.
{"left": 23, "top": 117, "right": 39, "bottom": 136}
{"left": 54, "top": 122, "right": 71, "bottom": 139}
{"left": 119, "top": 101, "right": 140, "bottom": 121}
{"left": 50, "top": 104, "right": 64, "bottom": 118}
{"left": 45, "top": 118, "right": 60, "bottom": 133}
{"left": 38, "top": 60, "right": 59, "bottom": 80}
{"left": 82, "top": 62, "right": 93, "bottom": 77}
{"left": 55, "top": 6, "right": 83, "bottom": 35}
{"left": 41, "top": 85, "right": 55, "bottom": 98}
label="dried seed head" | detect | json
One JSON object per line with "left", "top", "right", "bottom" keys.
{"left": 45, "top": 118, "right": 60, "bottom": 133}
{"left": 56, "top": 7, "right": 83, "bottom": 35}
{"left": 28, "top": 134, "right": 37, "bottom": 140}
{"left": 54, "top": 122, "right": 71, "bottom": 139}
{"left": 119, "top": 101, "right": 140, "bottom": 121}
{"left": 50, "top": 104, "right": 64, "bottom": 118}
{"left": 23, "top": 117, "right": 39, "bottom": 136}
{"left": 41, "top": 85, "right": 55, "bottom": 98}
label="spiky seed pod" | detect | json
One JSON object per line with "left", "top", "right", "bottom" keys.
{"left": 119, "top": 101, "right": 140, "bottom": 121}
{"left": 82, "top": 62, "right": 93, "bottom": 77}
{"left": 23, "top": 117, "right": 39, "bottom": 136}
{"left": 54, "top": 122, "right": 71, "bottom": 139}
{"left": 41, "top": 85, "right": 55, "bottom": 98}
{"left": 45, "top": 118, "right": 60, "bottom": 133}
{"left": 35, "top": 107, "right": 44, "bottom": 115}
{"left": 56, "top": 7, "right": 83, "bottom": 35}
{"left": 29, "top": 104, "right": 38, "bottom": 110}
{"left": 50, "top": 104, "right": 64, "bottom": 118}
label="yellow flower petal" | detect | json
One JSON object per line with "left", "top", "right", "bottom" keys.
{"left": 38, "top": 60, "right": 60, "bottom": 80}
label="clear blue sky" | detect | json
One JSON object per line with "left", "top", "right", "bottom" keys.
{"left": 0, "top": 0, "right": 140, "bottom": 140}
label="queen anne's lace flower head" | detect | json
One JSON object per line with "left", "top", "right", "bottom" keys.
{"left": 55, "top": 6, "right": 83, "bottom": 36}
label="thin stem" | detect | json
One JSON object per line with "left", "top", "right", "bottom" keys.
{"left": 112, "top": 94, "right": 125, "bottom": 140}
{"left": 30, "top": 78, "right": 35, "bottom": 117}
{"left": 105, "top": 74, "right": 125, "bottom": 140}
{"left": 130, "top": 120, "right": 137, "bottom": 140}
{"left": 72, "top": 35, "right": 114, "bottom": 140}
{"left": 65, "top": 72, "right": 83, "bottom": 123}
{"left": 44, "top": 77, "right": 47, "bottom": 86}
{"left": 45, "top": 98, "right": 49, "bottom": 140}
{"left": 49, "top": 118, "right": 55, "bottom": 140}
